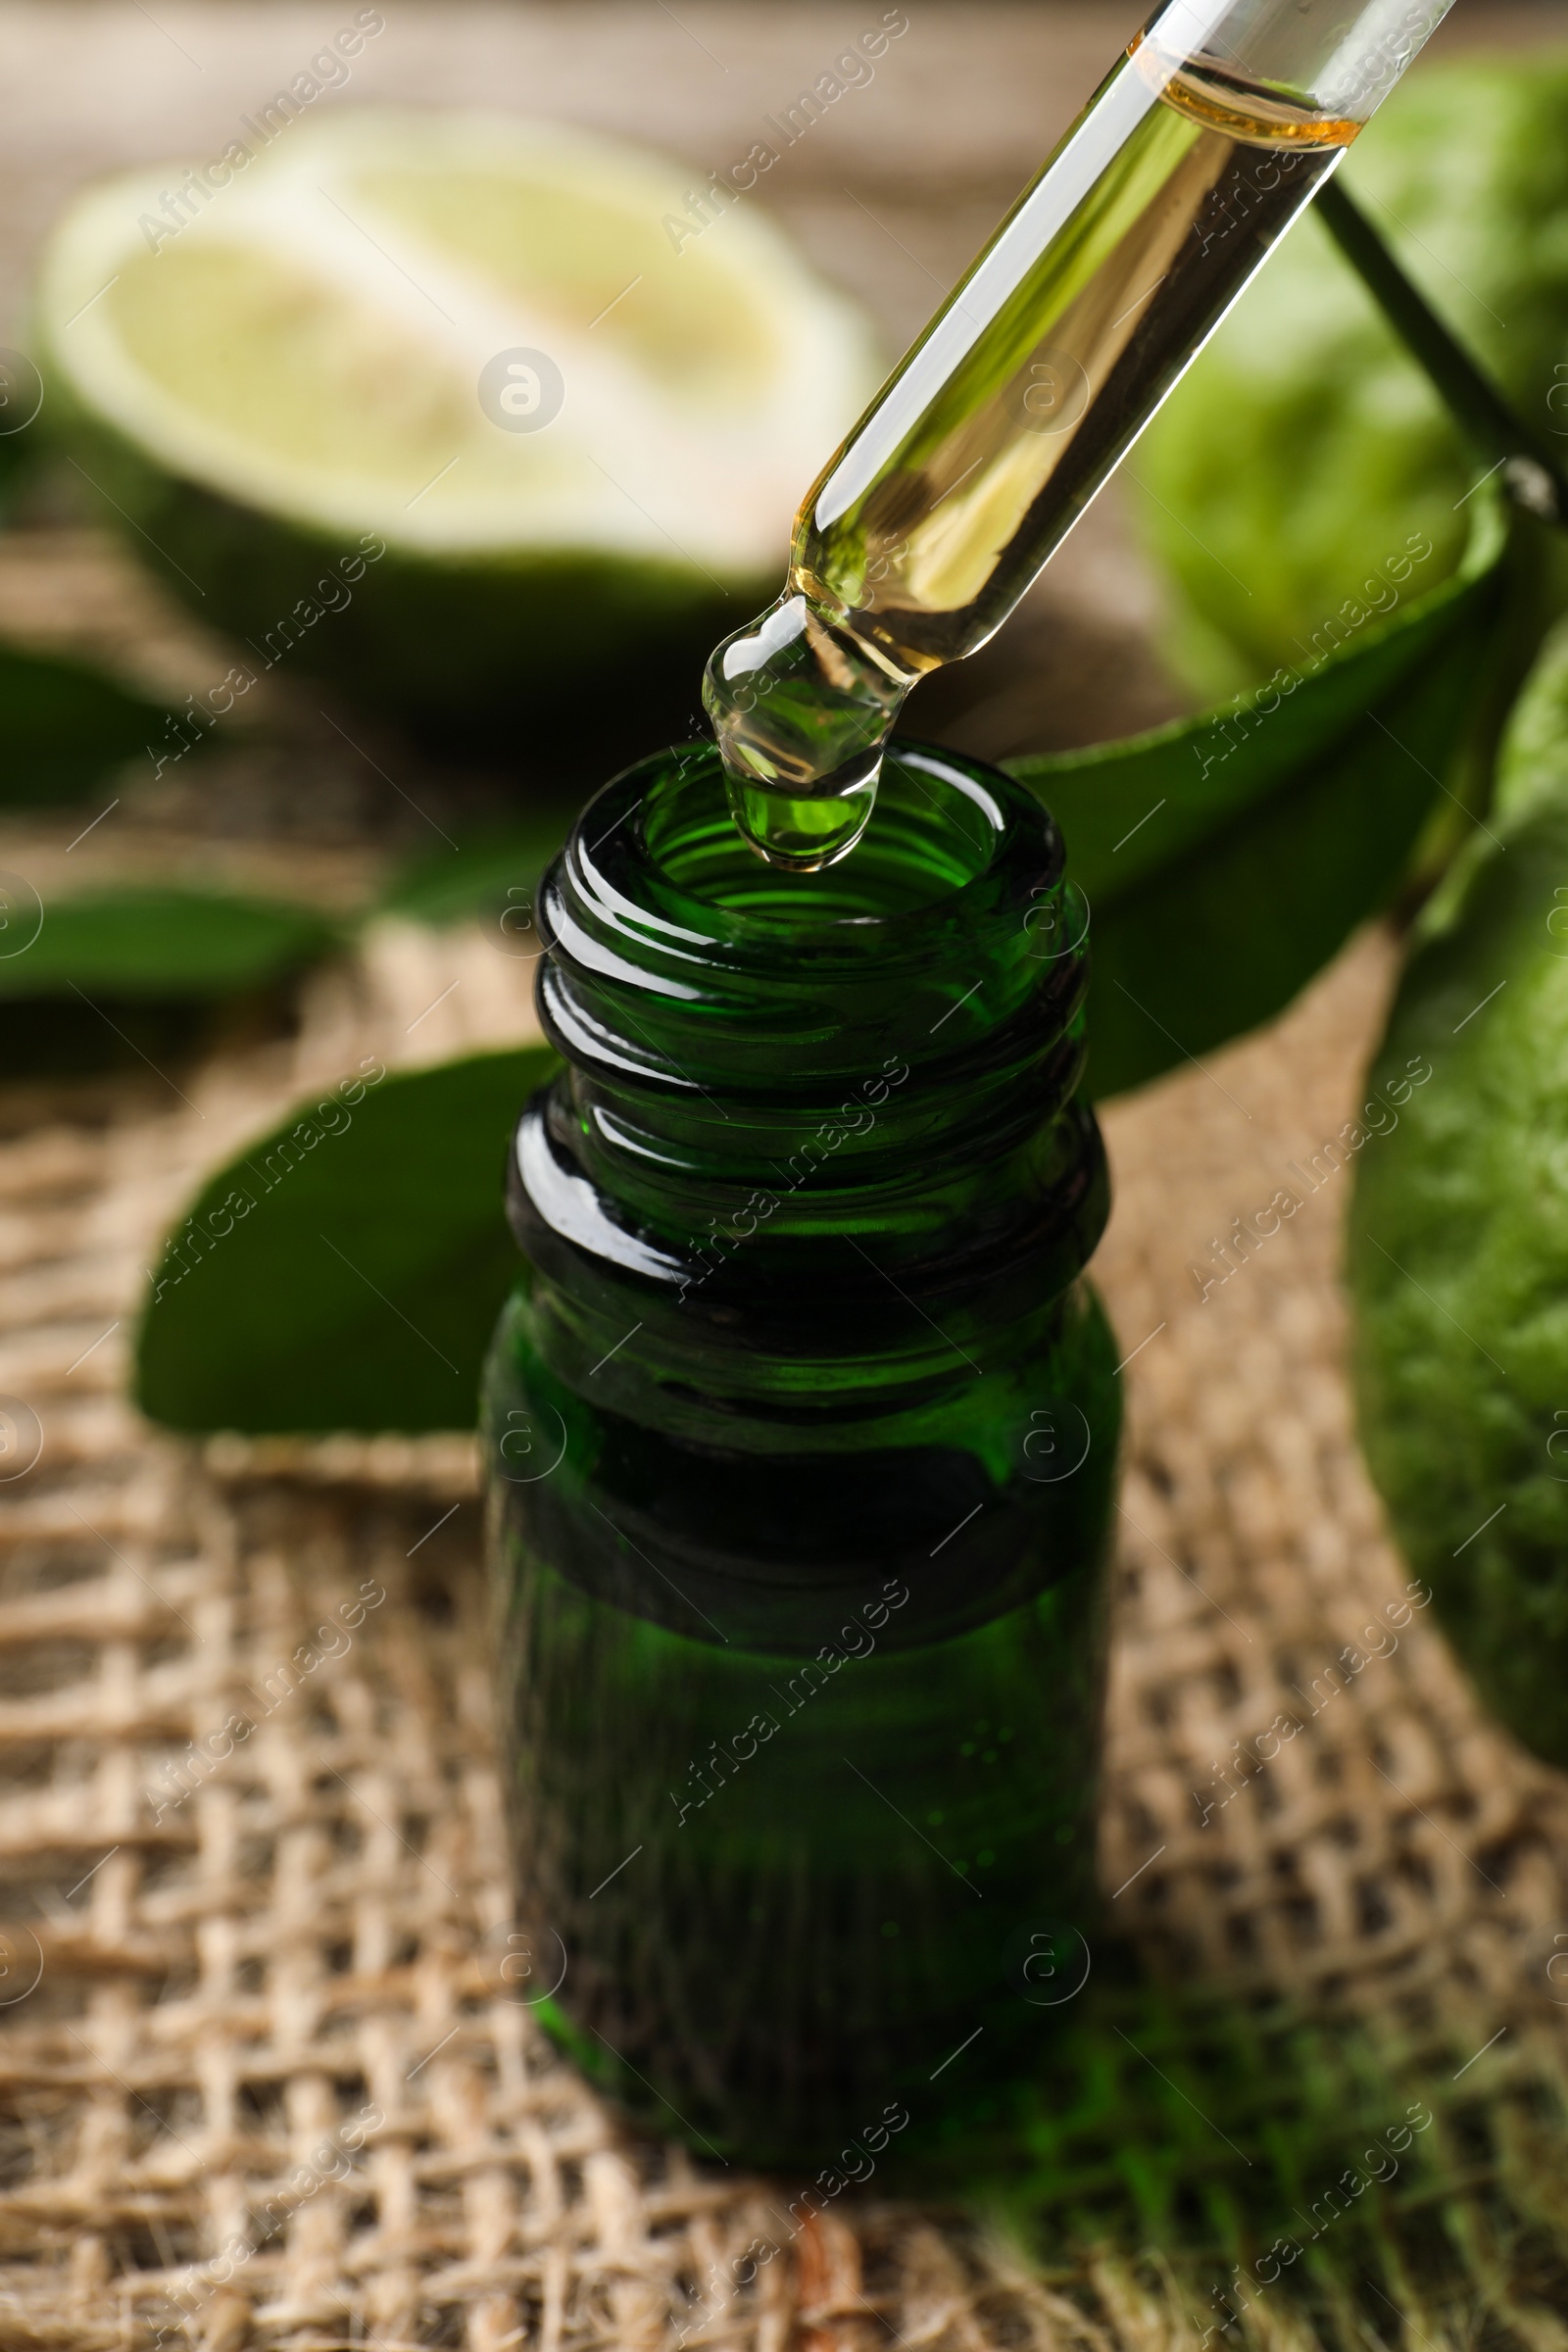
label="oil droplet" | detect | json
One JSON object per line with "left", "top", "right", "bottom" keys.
{"left": 703, "top": 592, "right": 911, "bottom": 871}
{"left": 702, "top": 44, "right": 1358, "bottom": 872}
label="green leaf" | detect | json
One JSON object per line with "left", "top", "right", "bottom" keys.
{"left": 1004, "top": 498, "right": 1510, "bottom": 1099}
{"left": 0, "top": 640, "right": 177, "bottom": 806}
{"left": 0, "top": 886, "right": 339, "bottom": 1000}
{"left": 135, "top": 1045, "right": 555, "bottom": 1434}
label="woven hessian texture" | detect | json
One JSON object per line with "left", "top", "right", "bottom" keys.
{"left": 1, "top": 915, "right": 1564, "bottom": 2350}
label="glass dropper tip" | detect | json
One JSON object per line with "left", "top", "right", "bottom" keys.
{"left": 703, "top": 593, "right": 912, "bottom": 872}
{"left": 717, "top": 760, "right": 882, "bottom": 873}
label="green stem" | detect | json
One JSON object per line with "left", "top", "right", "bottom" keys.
{"left": 1315, "top": 174, "right": 1568, "bottom": 528}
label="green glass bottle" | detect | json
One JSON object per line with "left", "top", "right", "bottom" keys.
{"left": 484, "top": 738, "right": 1119, "bottom": 2166}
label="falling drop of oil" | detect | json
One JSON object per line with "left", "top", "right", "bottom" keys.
{"left": 702, "top": 594, "right": 911, "bottom": 871}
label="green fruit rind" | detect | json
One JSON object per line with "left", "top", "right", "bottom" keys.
{"left": 1138, "top": 55, "right": 1568, "bottom": 696}
{"left": 35, "top": 379, "right": 760, "bottom": 762}
{"left": 1350, "top": 620, "right": 1568, "bottom": 1767}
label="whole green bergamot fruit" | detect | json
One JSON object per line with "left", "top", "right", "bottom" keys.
{"left": 1351, "top": 617, "right": 1568, "bottom": 1768}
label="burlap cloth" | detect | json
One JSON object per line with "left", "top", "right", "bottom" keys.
{"left": 1, "top": 0, "right": 1565, "bottom": 2328}
{"left": 1, "top": 867, "right": 1565, "bottom": 2347}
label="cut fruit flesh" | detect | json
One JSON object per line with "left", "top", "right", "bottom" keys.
{"left": 40, "top": 110, "right": 879, "bottom": 571}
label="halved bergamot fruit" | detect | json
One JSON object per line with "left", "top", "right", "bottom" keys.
{"left": 38, "top": 108, "right": 879, "bottom": 763}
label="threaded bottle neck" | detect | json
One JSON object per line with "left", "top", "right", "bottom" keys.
{"left": 511, "top": 739, "right": 1104, "bottom": 1372}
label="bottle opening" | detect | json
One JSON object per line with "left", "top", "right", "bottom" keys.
{"left": 639, "top": 743, "right": 1009, "bottom": 930}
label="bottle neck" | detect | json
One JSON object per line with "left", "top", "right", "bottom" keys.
{"left": 510, "top": 739, "right": 1105, "bottom": 1396}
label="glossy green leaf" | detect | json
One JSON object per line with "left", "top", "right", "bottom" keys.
{"left": 135, "top": 1045, "right": 555, "bottom": 1434}
{"left": 0, "top": 640, "right": 177, "bottom": 806}
{"left": 0, "top": 886, "right": 339, "bottom": 1000}
{"left": 1005, "top": 498, "right": 1510, "bottom": 1099}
